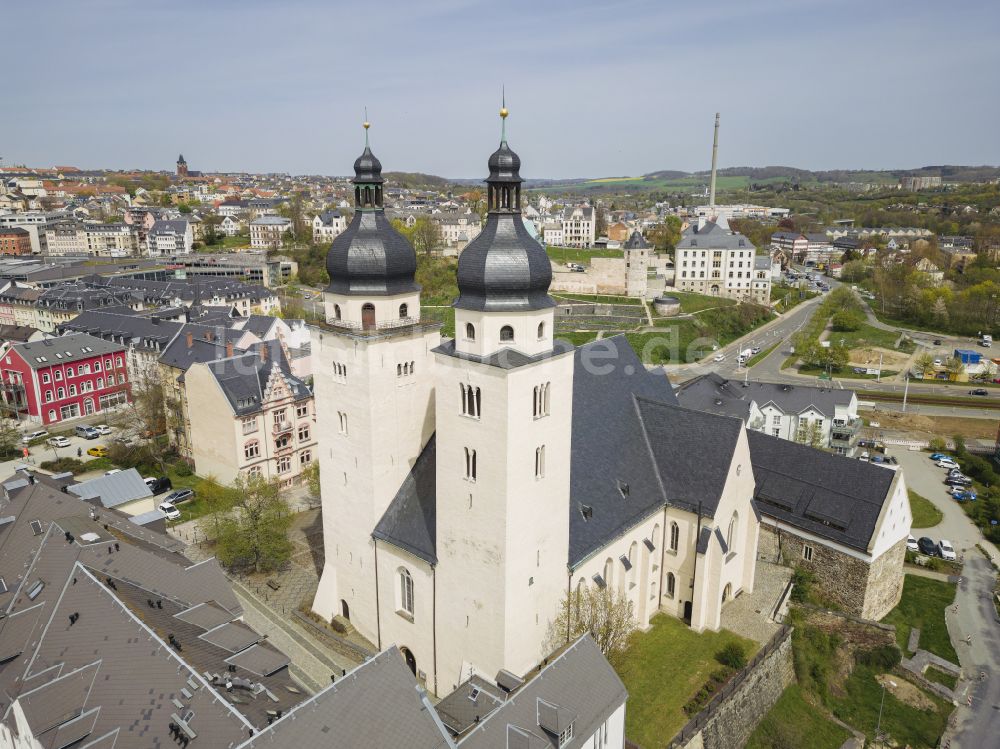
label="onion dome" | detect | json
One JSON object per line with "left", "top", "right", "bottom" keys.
{"left": 454, "top": 104, "right": 553, "bottom": 312}
{"left": 325, "top": 121, "right": 418, "bottom": 296}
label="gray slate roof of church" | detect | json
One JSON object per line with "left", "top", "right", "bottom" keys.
{"left": 373, "top": 436, "right": 437, "bottom": 564}
{"left": 747, "top": 429, "right": 898, "bottom": 552}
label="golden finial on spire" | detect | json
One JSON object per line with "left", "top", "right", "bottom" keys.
{"left": 363, "top": 107, "right": 370, "bottom": 147}
{"left": 500, "top": 85, "right": 508, "bottom": 119}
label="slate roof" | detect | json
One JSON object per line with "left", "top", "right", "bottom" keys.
{"left": 373, "top": 436, "right": 437, "bottom": 564}
{"left": 747, "top": 429, "right": 898, "bottom": 552}
{"left": 435, "top": 675, "right": 505, "bottom": 735}
{"left": 677, "top": 373, "right": 854, "bottom": 422}
{"left": 58, "top": 308, "right": 182, "bottom": 352}
{"left": 0, "top": 324, "right": 39, "bottom": 342}
{"left": 158, "top": 322, "right": 249, "bottom": 372}
{"left": 10, "top": 333, "right": 124, "bottom": 370}
{"left": 149, "top": 219, "right": 190, "bottom": 235}
{"left": 325, "top": 210, "right": 420, "bottom": 296}
{"left": 433, "top": 337, "right": 574, "bottom": 371}
{"left": 623, "top": 230, "right": 651, "bottom": 250}
{"left": 198, "top": 342, "right": 310, "bottom": 417}
{"left": 676, "top": 220, "right": 756, "bottom": 251}
{"left": 68, "top": 468, "right": 154, "bottom": 509}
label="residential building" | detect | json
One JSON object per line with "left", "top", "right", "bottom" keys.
{"left": 0, "top": 211, "right": 60, "bottom": 253}
{"left": 561, "top": 205, "right": 596, "bottom": 248}
{"left": 82, "top": 222, "right": 137, "bottom": 256}
{"left": 899, "top": 175, "right": 942, "bottom": 190}
{"left": 542, "top": 221, "right": 564, "bottom": 246}
{"left": 1, "top": 332, "right": 130, "bottom": 425}
{"left": 147, "top": 219, "right": 193, "bottom": 256}
{"left": 0, "top": 227, "right": 31, "bottom": 255}
{"left": 312, "top": 123, "right": 760, "bottom": 697}
{"left": 769, "top": 231, "right": 808, "bottom": 258}
{"left": 311, "top": 210, "right": 347, "bottom": 242}
{"left": 250, "top": 215, "right": 293, "bottom": 249}
{"left": 674, "top": 219, "right": 768, "bottom": 303}
{"left": 218, "top": 214, "right": 243, "bottom": 236}
{"left": 676, "top": 374, "right": 861, "bottom": 453}
{"left": 44, "top": 222, "right": 87, "bottom": 254}
{"left": 217, "top": 199, "right": 249, "bottom": 217}
{"left": 185, "top": 341, "right": 316, "bottom": 486}
{"left": 435, "top": 211, "right": 482, "bottom": 250}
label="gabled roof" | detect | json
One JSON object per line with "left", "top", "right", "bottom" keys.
{"left": 373, "top": 436, "right": 437, "bottom": 564}
{"left": 199, "top": 342, "right": 310, "bottom": 417}
{"left": 677, "top": 220, "right": 756, "bottom": 251}
{"left": 677, "top": 373, "right": 854, "bottom": 422}
{"left": 10, "top": 333, "right": 124, "bottom": 370}
{"left": 68, "top": 468, "right": 153, "bottom": 509}
{"left": 747, "top": 430, "right": 897, "bottom": 552}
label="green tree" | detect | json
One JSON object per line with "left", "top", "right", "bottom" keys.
{"left": 0, "top": 419, "right": 21, "bottom": 459}
{"left": 914, "top": 352, "right": 935, "bottom": 376}
{"left": 410, "top": 216, "right": 443, "bottom": 256}
{"left": 546, "top": 585, "right": 636, "bottom": 665}
{"left": 945, "top": 356, "right": 965, "bottom": 378}
{"left": 302, "top": 460, "right": 320, "bottom": 497}
{"left": 210, "top": 476, "right": 293, "bottom": 573}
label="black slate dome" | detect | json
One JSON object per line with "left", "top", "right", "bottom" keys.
{"left": 454, "top": 115, "right": 553, "bottom": 312}
{"left": 325, "top": 138, "right": 418, "bottom": 296}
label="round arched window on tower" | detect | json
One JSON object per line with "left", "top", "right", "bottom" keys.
{"left": 500, "top": 325, "right": 514, "bottom": 343}
{"left": 399, "top": 303, "right": 408, "bottom": 319}
{"left": 537, "top": 321, "right": 545, "bottom": 340}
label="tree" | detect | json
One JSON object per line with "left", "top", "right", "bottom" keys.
{"left": 945, "top": 356, "right": 965, "bottom": 378}
{"left": 931, "top": 297, "right": 949, "bottom": 325}
{"left": 202, "top": 214, "right": 223, "bottom": 246}
{"left": 0, "top": 419, "right": 20, "bottom": 459}
{"left": 647, "top": 216, "right": 683, "bottom": 253}
{"left": 914, "top": 352, "right": 935, "bottom": 376}
{"left": 830, "top": 309, "right": 864, "bottom": 332}
{"left": 302, "top": 460, "right": 320, "bottom": 498}
{"left": 546, "top": 584, "right": 636, "bottom": 665}
{"left": 410, "top": 216, "right": 442, "bottom": 256}
{"left": 594, "top": 206, "right": 608, "bottom": 238}
{"left": 209, "top": 475, "right": 293, "bottom": 574}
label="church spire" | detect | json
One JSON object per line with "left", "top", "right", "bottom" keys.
{"left": 352, "top": 115, "right": 384, "bottom": 210}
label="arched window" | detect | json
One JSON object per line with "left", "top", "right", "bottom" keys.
{"left": 532, "top": 382, "right": 551, "bottom": 418}
{"left": 628, "top": 541, "right": 638, "bottom": 588}
{"left": 537, "top": 321, "right": 545, "bottom": 340}
{"left": 398, "top": 568, "right": 414, "bottom": 616}
{"left": 275, "top": 434, "right": 290, "bottom": 449}
{"left": 727, "top": 511, "right": 739, "bottom": 553}
{"left": 399, "top": 303, "right": 408, "bottom": 319}
{"left": 334, "top": 304, "right": 341, "bottom": 320}
{"left": 244, "top": 440, "right": 260, "bottom": 460}
{"left": 464, "top": 447, "right": 477, "bottom": 481}
{"left": 666, "top": 572, "right": 676, "bottom": 599}
{"left": 465, "top": 322, "right": 475, "bottom": 341}
{"left": 410, "top": 360, "right": 415, "bottom": 375}
{"left": 460, "top": 384, "right": 481, "bottom": 418}
{"left": 603, "top": 558, "right": 614, "bottom": 589}
{"left": 652, "top": 523, "right": 661, "bottom": 551}
{"left": 500, "top": 325, "right": 514, "bottom": 343}
{"left": 669, "top": 522, "right": 679, "bottom": 552}
{"left": 397, "top": 363, "right": 403, "bottom": 376}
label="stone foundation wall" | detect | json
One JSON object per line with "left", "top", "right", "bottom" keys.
{"left": 759, "top": 525, "right": 871, "bottom": 617}
{"left": 674, "top": 627, "right": 794, "bottom": 749}
{"left": 862, "top": 536, "right": 907, "bottom": 620}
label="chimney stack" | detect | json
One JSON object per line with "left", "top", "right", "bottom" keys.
{"left": 260, "top": 344, "right": 268, "bottom": 362}
{"left": 185, "top": 332, "right": 193, "bottom": 349}
{"left": 709, "top": 112, "right": 720, "bottom": 210}
{"left": 205, "top": 330, "right": 214, "bottom": 342}
{"left": 226, "top": 342, "right": 234, "bottom": 358}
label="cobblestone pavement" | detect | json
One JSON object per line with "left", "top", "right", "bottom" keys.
{"left": 720, "top": 560, "right": 792, "bottom": 644}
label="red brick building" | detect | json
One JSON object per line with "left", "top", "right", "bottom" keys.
{"left": 0, "top": 228, "right": 32, "bottom": 256}
{"left": 1, "top": 333, "right": 130, "bottom": 425}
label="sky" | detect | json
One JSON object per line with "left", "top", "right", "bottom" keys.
{"left": 5, "top": 0, "right": 999, "bottom": 179}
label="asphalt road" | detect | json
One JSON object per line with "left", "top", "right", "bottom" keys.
{"left": 892, "top": 449, "right": 1000, "bottom": 745}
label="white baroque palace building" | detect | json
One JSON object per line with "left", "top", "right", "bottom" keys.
{"left": 311, "top": 116, "right": 761, "bottom": 696}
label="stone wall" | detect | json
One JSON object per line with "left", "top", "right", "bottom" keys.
{"left": 862, "top": 536, "right": 906, "bottom": 620}
{"left": 672, "top": 626, "right": 794, "bottom": 749}
{"left": 759, "top": 525, "right": 871, "bottom": 617}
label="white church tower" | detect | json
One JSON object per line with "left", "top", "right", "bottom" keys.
{"left": 433, "top": 105, "right": 575, "bottom": 686}
{"left": 312, "top": 121, "right": 439, "bottom": 641}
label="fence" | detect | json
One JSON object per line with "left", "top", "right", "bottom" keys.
{"left": 665, "top": 624, "right": 793, "bottom": 749}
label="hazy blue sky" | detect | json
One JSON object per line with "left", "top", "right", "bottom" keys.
{"left": 5, "top": 0, "right": 998, "bottom": 178}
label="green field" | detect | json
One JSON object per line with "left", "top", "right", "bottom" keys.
{"left": 746, "top": 685, "right": 851, "bottom": 749}
{"left": 656, "top": 291, "right": 737, "bottom": 314}
{"left": 616, "top": 615, "right": 757, "bottom": 747}
{"left": 551, "top": 292, "right": 644, "bottom": 306}
{"left": 923, "top": 666, "right": 958, "bottom": 691}
{"left": 882, "top": 575, "right": 958, "bottom": 662}
{"left": 828, "top": 322, "right": 916, "bottom": 353}
{"left": 556, "top": 331, "right": 600, "bottom": 346}
{"left": 545, "top": 245, "right": 623, "bottom": 265}
{"left": 908, "top": 490, "right": 943, "bottom": 529}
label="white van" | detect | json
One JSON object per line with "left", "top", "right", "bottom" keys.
{"left": 21, "top": 429, "right": 49, "bottom": 444}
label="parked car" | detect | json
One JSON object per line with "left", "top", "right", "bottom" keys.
{"left": 859, "top": 451, "right": 870, "bottom": 461}
{"left": 969, "top": 389, "right": 988, "bottom": 396}
{"left": 939, "top": 540, "right": 957, "bottom": 561}
{"left": 929, "top": 453, "right": 948, "bottom": 461}
{"left": 47, "top": 436, "right": 71, "bottom": 448}
{"left": 917, "top": 537, "right": 939, "bottom": 557}
{"left": 906, "top": 535, "right": 919, "bottom": 552}
{"left": 158, "top": 502, "right": 181, "bottom": 521}
{"left": 94, "top": 424, "right": 113, "bottom": 435}
{"left": 86, "top": 446, "right": 109, "bottom": 458}
{"left": 163, "top": 489, "right": 195, "bottom": 505}
{"left": 945, "top": 476, "right": 973, "bottom": 487}
{"left": 950, "top": 489, "right": 977, "bottom": 502}
{"left": 933, "top": 339, "right": 942, "bottom": 346}
{"left": 144, "top": 476, "right": 173, "bottom": 494}
{"left": 933, "top": 358, "right": 943, "bottom": 367}
{"left": 104, "top": 469, "right": 122, "bottom": 476}
{"left": 21, "top": 429, "right": 49, "bottom": 444}
{"left": 936, "top": 458, "right": 959, "bottom": 469}
{"left": 751, "top": 347, "right": 761, "bottom": 355}
{"left": 75, "top": 425, "right": 100, "bottom": 440}
{"left": 713, "top": 353, "right": 726, "bottom": 362}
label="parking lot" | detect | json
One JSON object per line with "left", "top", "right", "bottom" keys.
{"left": 893, "top": 448, "right": 977, "bottom": 557}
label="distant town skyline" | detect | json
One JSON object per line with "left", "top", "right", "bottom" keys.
{"left": 6, "top": 0, "right": 1000, "bottom": 178}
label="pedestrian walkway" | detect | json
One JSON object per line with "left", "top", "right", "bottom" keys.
{"left": 720, "top": 561, "right": 792, "bottom": 644}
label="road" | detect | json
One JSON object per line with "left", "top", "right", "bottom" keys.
{"left": 891, "top": 449, "right": 1000, "bottom": 746}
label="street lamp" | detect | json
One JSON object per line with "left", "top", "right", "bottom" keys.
{"left": 875, "top": 678, "right": 896, "bottom": 747}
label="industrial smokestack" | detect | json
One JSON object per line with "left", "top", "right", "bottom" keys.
{"left": 709, "top": 112, "right": 720, "bottom": 210}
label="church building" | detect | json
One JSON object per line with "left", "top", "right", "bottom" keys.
{"left": 311, "top": 111, "right": 760, "bottom": 696}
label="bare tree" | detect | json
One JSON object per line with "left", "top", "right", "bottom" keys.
{"left": 546, "top": 585, "right": 636, "bottom": 665}
{"left": 411, "top": 216, "right": 442, "bottom": 257}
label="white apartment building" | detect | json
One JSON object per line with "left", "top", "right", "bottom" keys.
{"left": 435, "top": 211, "right": 481, "bottom": 250}
{"left": 561, "top": 205, "right": 596, "bottom": 248}
{"left": 674, "top": 218, "right": 769, "bottom": 303}
{"left": 542, "top": 222, "right": 564, "bottom": 246}
{"left": 312, "top": 211, "right": 347, "bottom": 242}
{"left": 146, "top": 219, "right": 193, "bottom": 256}
{"left": 250, "top": 215, "right": 293, "bottom": 249}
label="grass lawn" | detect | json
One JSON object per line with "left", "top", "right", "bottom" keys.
{"left": 746, "top": 684, "right": 850, "bottom": 749}
{"left": 770, "top": 286, "right": 819, "bottom": 311}
{"left": 829, "top": 666, "right": 950, "bottom": 749}
{"left": 557, "top": 331, "right": 599, "bottom": 346}
{"left": 615, "top": 615, "right": 757, "bottom": 747}
{"left": 882, "top": 575, "right": 958, "bottom": 662}
{"left": 552, "top": 292, "right": 644, "bottom": 306}
{"left": 827, "top": 323, "right": 916, "bottom": 353}
{"left": 545, "top": 245, "right": 623, "bottom": 265}
{"left": 164, "top": 467, "right": 229, "bottom": 524}
{"left": 908, "top": 490, "right": 943, "bottom": 529}
{"left": 923, "top": 665, "right": 958, "bottom": 691}
{"left": 199, "top": 235, "right": 250, "bottom": 251}
{"left": 656, "top": 291, "right": 736, "bottom": 314}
